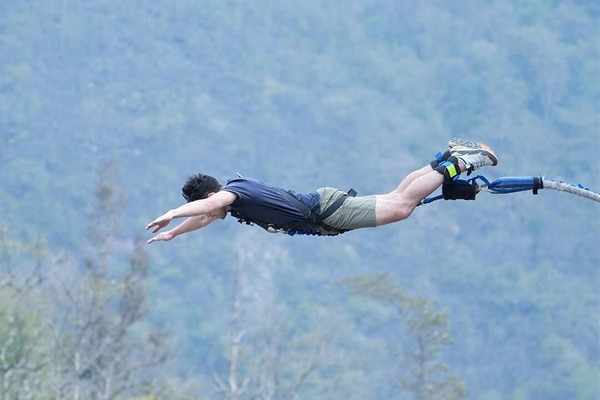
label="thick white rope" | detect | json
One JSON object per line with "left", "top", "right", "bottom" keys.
{"left": 542, "top": 179, "right": 600, "bottom": 203}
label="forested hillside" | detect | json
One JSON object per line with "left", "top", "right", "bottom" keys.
{"left": 1, "top": 1, "right": 599, "bottom": 399}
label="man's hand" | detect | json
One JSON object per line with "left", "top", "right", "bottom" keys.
{"left": 147, "top": 230, "right": 176, "bottom": 244}
{"left": 145, "top": 210, "right": 175, "bottom": 233}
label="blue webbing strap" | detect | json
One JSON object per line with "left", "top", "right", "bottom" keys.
{"left": 485, "top": 176, "right": 542, "bottom": 194}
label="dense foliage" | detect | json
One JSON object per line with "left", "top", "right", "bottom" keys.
{"left": 1, "top": 1, "right": 599, "bottom": 399}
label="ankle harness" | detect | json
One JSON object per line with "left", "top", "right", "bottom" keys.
{"left": 435, "top": 160, "right": 461, "bottom": 183}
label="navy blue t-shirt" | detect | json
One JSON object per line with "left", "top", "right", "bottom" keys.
{"left": 221, "top": 178, "right": 320, "bottom": 225}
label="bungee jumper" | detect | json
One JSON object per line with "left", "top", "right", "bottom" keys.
{"left": 145, "top": 138, "right": 598, "bottom": 242}
{"left": 145, "top": 138, "right": 503, "bottom": 242}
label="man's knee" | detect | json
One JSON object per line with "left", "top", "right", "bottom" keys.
{"left": 375, "top": 201, "right": 413, "bottom": 225}
{"left": 393, "top": 205, "right": 414, "bottom": 222}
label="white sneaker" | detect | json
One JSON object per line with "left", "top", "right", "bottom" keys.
{"left": 450, "top": 144, "right": 499, "bottom": 172}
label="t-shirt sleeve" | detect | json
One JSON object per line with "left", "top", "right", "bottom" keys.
{"left": 221, "top": 178, "right": 256, "bottom": 205}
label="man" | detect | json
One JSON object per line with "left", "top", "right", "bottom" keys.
{"left": 145, "top": 138, "right": 498, "bottom": 242}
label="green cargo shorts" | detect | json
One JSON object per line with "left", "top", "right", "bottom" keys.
{"left": 316, "top": 187, "right": 377, "bottom": 230}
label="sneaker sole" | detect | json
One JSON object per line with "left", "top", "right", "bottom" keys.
{"left": 450, "top": 145, "right": 499, "bottom": 166}
{"left": 449, "top": 138, "right": 483, "bottom": 149}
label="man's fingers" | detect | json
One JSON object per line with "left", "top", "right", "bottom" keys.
{"left": 147, "top": 232, "right": 162, "bottom": 244}
{"left": 147, "top": 232, "right": 173, "bottom": 244}
{"left": 146, "top": 220, "right": 164, "bottom": 232}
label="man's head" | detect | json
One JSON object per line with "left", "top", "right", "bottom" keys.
{"left": 182, "top": 173, "right": 222, "bottom": 202}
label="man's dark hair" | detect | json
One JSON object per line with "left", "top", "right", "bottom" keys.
{"left": 182, "top": 173, "right": 222, "bottom": 202}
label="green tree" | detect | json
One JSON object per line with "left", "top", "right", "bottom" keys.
{"left": 213, "top": 231, "right": 329, "bottom": 400}
{"left": 0, "top": 231, "right": 48, "bottom": 400}
{"left": 43, "top": 159, "right": 169, "bottom": 400}
{"left": 339, "top": 272, "right": 466, "bottom": 400}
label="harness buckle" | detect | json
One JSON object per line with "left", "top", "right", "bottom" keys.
{"left": 265, "top": 225, "right": 285, "bottom": 234}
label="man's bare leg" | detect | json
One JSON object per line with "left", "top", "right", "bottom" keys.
{"left": 393, "top": 164, "right": 435, "bottom": 194}
{"left": 394, "top": 148, "right": 454, "bottom": 193}
{"left": 375, "top": 162, "right": 465, "bottom": 226}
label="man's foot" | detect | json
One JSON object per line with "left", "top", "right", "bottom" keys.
{"left": 450, "top": 143, "right": 499, "bottom": 172}
{"left": 432, "top": 138, "right": 496, "bottom": 170}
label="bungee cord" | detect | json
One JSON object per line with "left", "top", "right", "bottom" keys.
{"left": 420, "top": 175, "right": 600, "bottom": 205}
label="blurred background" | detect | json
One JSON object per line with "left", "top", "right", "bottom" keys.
{"left": 1, "top": 1, "right": 599, "bottom": 399}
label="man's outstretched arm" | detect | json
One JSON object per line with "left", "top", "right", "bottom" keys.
{"left": 147, "top": 214, "right": 219, "bottom": 244}
{"left": 145, "top": 191, "right": 236, "bottom": 234}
